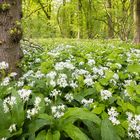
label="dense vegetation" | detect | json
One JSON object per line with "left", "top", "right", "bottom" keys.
{"left": 0, "top": 40, "right": 140, "bottom": 140}
{"left": 22, "top": 0, "right": 134, "bottom": 40}
{"left": 0, "top": 0, "right": 140, "bottom": 140}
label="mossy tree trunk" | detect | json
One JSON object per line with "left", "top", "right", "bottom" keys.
{"left": 133, "top": 0, "right": 140, "bottom": 44}
{"left": 0, "top": 0, "right": 23, "bottom": 74}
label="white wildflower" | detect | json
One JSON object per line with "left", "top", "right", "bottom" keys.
{"left": 100, "top": 90, "right": 112, "bottom": 100}
{"left": 3, "top": 96, "right": 16, "bottom": 113}
{"left": 65, "top": 93, "right": 73, "bottom": 102}
{"left": 126, "top": 112, "right": 140, "bottom": 139}
{"left": 84, "top": 76, "right": 94, "bottom": 86}
{"left": 35, "top": 58, "right": 41, "bottom": 63}
{"left": 57, "top": 74, "right": 68, "bottom": 88}
{"left": 34, "top": 97, "right": 41, "bottom": 107}
{"left": 35, "top": 70, "right": 45, "bottom": 79}
{"left": 51, "top": 104, "right": 65, "bottom": 119}
{"left": 113, "top": 73, "right": 119, "bottom": 80}
{"left": 81, "top": 98, "right": 93, "bottom": 107}
{"left": 18, "top": 89, "right": 32, "bottom": 102}
{"left": 46, "top": 71, "right": 57, "bottom": 79}
{"left": 50, "top": 80, "right": 56, "bottom": 87}
{"left": 44, "top": 97, "right": 51, "bottom": 106}
{"left": 0, "top": 61, "right": 9, "bottom": 70}
{"left": 9, "top": 72, "right": 17, "bottom": 77}
{"left": 69, "top": 80, "right": 78, "bottom": 89}
{"left": 108, "top": 107, "right": 120, "bottom": 125}
{"left": 17, "top": 81, "right": 24, "bottom": 87}
{"left": 8, "top": 124, "right": 16, "bottom": 133}
{"left": 88, "top": 59, "right": 95, "bottom": 66}
{"left": 50, "top": 89, "right": 61, "bottom": 97}
{"left": 1, "top": 77, "right": 10, "bottom": 86}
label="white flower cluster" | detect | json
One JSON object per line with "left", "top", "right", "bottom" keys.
{"left": 51, "top": 104, "right": 65, "bottom": 118}
{"left": 113, "top": 73, "right": 119, "bottom": 80}
{"left": 84, "top": 75, "right": 94, "bottom": 86}
{"left": 126, "top": 112, "right": 140, "bottom": 139}
{"left": 0, "top": 61, "right": 9, "bottom": 70}
{"left": 44, "top": 97, "right": 52, "bottom": 106}
{"left": 88, "top": 59, "right": 96, "bottom": 66}
{"left": 100, "top": 90, "right": 112, "bottom": 100}
{"left": 27, "top": 97, "right": 41, "bottom": 119}
{"left": 81, "top": 98, "right": 93, "bottom": 107}
{"left": 3, "top": 96, "right": 17, "bottom": 113}
{"left": 18, "top": 89, "right": 32, "bottom": 102}
{"left": 54, "top": 61, "right": 75, "bottom": 71}
{"left": 35, "top": 70, "right": 45, "bottom": 79}
{"left": 9, "top": 72, "right": 17, "bottom": 77}
{"left": 50, "top": 89, "right": 62, "bottom": 97}
{"left": 57, "top": 74, "right": 68, "bottom": 88}
{"left": 65, "top": 93, "right": 74, "bottom": 102}
{"left": 46, "top": 71, "right": 57, "bottom": 79}
{"left": 108, "top": 107, "right": 120, "bottom": 125}
{"left": 93, "top": 67, "right": 104, "bottom": 77}
{"left": 72, "top": 69, "right": 89, "bottom": 78}
{"left": 17, "top": 81, "right": 24, "bottom": 87}
{"left": 8, "top": 124, "right": 16, "bottom": 133}
{"left": 1, "top": 77, "right": 10, "bottom": 86}
{"left": 69, "top": 80, "right": 78, "bottom": 89}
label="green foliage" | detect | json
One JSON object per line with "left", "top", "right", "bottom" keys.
{"left": 0, "top": 2, "right": 11, "bottom": 12}
{"left": 0, "top": 40, "right": 140, "bottom": 139}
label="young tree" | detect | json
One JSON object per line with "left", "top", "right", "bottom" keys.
{"left": 133, "top": 0, "right": 140, "bottom": 44}
{"left": 0, "top": 0, "right": 23, "bottom": 74}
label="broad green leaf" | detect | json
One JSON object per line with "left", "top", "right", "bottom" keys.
{"left": 101, "top": 119, "right": 121, "bottom": 140}
{"left": 27, "top": 119, "right": 51, "bottom": 134}
{"left": 83, "top": 120, "right": 101, "bottom": 140}
{"left": 63, "top": 124, "right": 90, "bottom": 140}
{"left": 127, "top": 64, "right": 140, "bottom": 73}
{"left": 36, "top": 130, "right": 46, "bottom": 140}
{"left": 60, "top": 108, "right": 101, "bottom": 126}
{"left": 46, "top": 130, "right": 60, "bottom": 140}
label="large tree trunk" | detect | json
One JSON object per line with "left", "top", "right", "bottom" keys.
{"left": 0, "top": 0, "right": 23, "bottom": 74}
{"left": 133, "top": 0, "right": 140, "bottom": 44}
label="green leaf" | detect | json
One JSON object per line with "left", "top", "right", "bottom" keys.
{"left": 136, "top": 106, "right": 140, "bottom": 114}
{"left": 127, "top": 64, "right": 140, "bottom": 72}
{"left": 115, "top": 125, "right": 125, "bottom": 138}
{"left": 63, "top": 124, "right": 90, "bottom": 140}
{"left": 60, "top": 108, "right": 101, "bottom": 126}
{"left": 36, "top": 130, "right": 46, "bottom": 140}
{"left": 46, "top": 130, "right": 60, "bottom": 140}
{"left": 101, "top": 119, "right": 121, "bottom": 140}
{"left": 27, "top": 119, "right": 51, "bottom": 134}
{"left": 93, "top": 106, "right": 105, "bottom": 114}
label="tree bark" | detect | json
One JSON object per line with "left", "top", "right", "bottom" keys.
{"left": 106, "top": 0, "right": 114, "bottom": 38}
{"left": 133, "top": 0, "right": 140, "bottom": 44}
{"left": 0, "top": 0, "right": 23, "bottom": 74}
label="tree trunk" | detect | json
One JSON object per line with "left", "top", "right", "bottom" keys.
{"left": 133, "top": 0, "right": 140, "bottom": 44}
{"left": 106, "top": 0, "right": 114, "bottom": 38}
{"left": 77, "top": 0, "right": 83, "bottom": 39}
{"left": 0, "top": 0, "right": 23, "bottom": 74}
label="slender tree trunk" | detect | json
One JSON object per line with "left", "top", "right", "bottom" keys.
{"left": 106, "top": 0, "right": 114, "bottom": 38}
{"left": 77, "top": 0, "right": 83, "bottom": 39}
{"left": 0, "top": 0, "right": 23, "bottom": 74}
{"left": 86, "top": 0, "right": 93, "bottom": 39}
{"left": 133, "top": 0, "right": 140, "bottom": 44}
